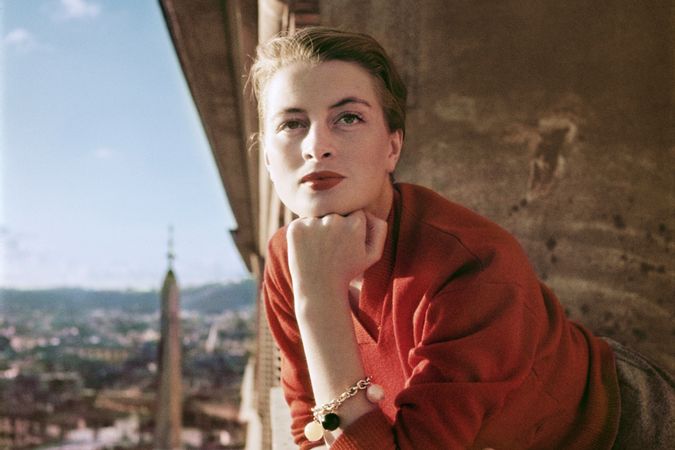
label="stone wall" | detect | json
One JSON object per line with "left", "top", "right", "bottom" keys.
{"left": 321, "top": 0, "right": 674, "bottom": 372}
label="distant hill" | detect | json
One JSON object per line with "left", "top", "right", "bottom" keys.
{"left": 0, "top": 279, "right": 257, "bottom": 316}
{"left": 181, "top": 280, "right": 257, "bottom": 313}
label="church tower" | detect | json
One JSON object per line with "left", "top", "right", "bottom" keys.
{"left": 154, "top": 226, "right": 183, "bottom": 449}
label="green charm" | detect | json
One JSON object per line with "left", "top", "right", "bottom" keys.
{"left": 321, "top": 413, "right": 340, "bottom": 431}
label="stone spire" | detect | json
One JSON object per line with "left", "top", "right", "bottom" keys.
{"left": 155, "top": 225, "right": 182, "bottom": 449}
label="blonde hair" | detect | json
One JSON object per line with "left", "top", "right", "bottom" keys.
{"left": 249, "top": 27, "right": 407, "bottom": 136}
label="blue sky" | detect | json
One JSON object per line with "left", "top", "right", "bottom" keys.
{"left": 1, "top": 0, "right": 250, "bottom": 289}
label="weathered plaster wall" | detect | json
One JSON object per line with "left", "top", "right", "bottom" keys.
{"left": 321, "top": 1, "right": 674, "bottom": 372}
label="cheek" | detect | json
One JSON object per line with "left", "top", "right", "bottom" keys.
{"left": 265, "top": 147, "right": 296, "bottom": 185}
{"left": 266, "top": 154, "right": 282, "bottom": 182}
{"left": 263, "top": 142, "right": 279, "bottom": 180}
{"left": 362, "top": 134, "right": 394, "bottom": 166}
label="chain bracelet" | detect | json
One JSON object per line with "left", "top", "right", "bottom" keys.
{"left": 311, "top": 376, "right": 371, "bottom": 420}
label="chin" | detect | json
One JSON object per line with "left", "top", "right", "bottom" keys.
{"left": 294, "top": 201, "right": 359, "bottom": 219}
{"left": 281, "top": 188, "right": 371, "bottom": 218}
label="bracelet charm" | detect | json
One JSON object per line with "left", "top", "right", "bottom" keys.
{"left": 304, "top": 376, "right": 374, "bottom": 441}
{"left": 321, "top": 412, "right": 340, "bottom": 431}
{"left": 304, "top": 420, "right": 324, "bottom": 441}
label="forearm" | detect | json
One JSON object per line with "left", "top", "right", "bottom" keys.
{"left": 284, "top": 211, "right": 388, "bottom": 444}
{"left": 295, "top": 285, "right": 375, "bottom": 432}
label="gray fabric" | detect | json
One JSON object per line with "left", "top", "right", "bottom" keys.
{"left": 605, "top": 338, "right": 675, "bottom": 450}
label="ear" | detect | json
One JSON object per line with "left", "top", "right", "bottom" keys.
{"left": 385, "top": 129, "right": 403, "bottom": 173}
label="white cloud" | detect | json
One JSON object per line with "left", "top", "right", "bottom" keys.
{"left": 3, "top": 28, "right": 37, "bottom": 51}
{"left": 58, "top": 0, "right": 101, "bottom": 20}
{"left": 0, "top": 228, "right": 36, "bottom": 287}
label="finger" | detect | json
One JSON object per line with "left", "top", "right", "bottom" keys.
{"left": 343, "top": 209, "right": 365, "bottom": 235}
{"left": 286, "top": 218, "right": 304, "bottom": 244}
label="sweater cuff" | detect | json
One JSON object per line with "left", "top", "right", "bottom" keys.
{"left": 331, "top": 409, "right": 396, "bottom": 449}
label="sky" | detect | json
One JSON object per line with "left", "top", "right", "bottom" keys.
{"left": 0, "top": 0, "right": 250, "bottom": 289}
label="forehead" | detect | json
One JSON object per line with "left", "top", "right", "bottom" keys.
{"left": 263, "top": 60, "right": 381, "bottom": 116}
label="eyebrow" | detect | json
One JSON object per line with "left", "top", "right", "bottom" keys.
{"left": 271, "top": 97, "right": 372, "bottom": 121}
{"left": 329, "top": 96, "right": 372, "bottom": 109}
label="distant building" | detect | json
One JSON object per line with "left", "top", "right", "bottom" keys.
{"left": 71, "top": 346, "right": 131, "bottom": 363}
{"left": 155, "top": 229, "right": 183, "bottom": 449}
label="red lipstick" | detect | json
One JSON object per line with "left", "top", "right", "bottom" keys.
{"left": 300, "top": 171, "right": 345, "bottom": 191}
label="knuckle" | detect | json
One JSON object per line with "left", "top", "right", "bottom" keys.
{"left": 351, "top": 214, "right": 365, "bottom": 228}
{"left": 288, "top": 218, "right": 310, "bottom": 236}
{"left": 286, "top": 223, "right": 300, "bottom": 241}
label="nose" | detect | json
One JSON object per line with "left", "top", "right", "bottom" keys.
{"left": 302, "top": 123, "right": 334, "bottom": 161}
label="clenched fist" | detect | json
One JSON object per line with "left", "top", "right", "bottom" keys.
{"left": 286, "top": 210, "right": 387, "bottom": 311}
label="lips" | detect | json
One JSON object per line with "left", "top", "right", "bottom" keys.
{"left": 300, "top": 171, "right": 345, "bottom": 191}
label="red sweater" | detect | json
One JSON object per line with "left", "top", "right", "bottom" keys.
{"left": 263, "top": 183, "right": 620, "bottom": 449}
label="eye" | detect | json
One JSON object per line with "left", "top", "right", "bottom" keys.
{"left": 277, "top": 119, "right": 307, "bottom": 132}
{"left": 335, "top": 112, "right": 364, "bottom": 126}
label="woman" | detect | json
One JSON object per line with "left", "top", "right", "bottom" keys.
{"left": 250, "top": 27, "right": 673, "bottom": 449}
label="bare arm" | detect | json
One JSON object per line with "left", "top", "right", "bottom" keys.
{"left": 287, "top": 210, "right": 387, "bottom": 441}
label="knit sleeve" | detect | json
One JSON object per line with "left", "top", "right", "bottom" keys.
{"left": 262, "top": 232, "right": 326, "bottom": 450}
{"left": 332, "top": 280, "right": 543, "bottom": 449}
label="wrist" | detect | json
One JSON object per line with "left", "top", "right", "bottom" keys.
{"left": 294, "top": 289, "right": 351, "bottom": 323}
{"left": 293, "top": 279, "right": 349, "bottom": 305}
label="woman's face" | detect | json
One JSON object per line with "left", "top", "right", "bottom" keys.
{"left": 263, "top": 60, "right": 403, "bottom": 219}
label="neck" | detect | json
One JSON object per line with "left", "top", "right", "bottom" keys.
{"left": 365, "top": 180, "right": 394, "bottom": 221}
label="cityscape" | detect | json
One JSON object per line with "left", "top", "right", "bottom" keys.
{"left": 0, "top": 280, "right": 257, "bottom": 449}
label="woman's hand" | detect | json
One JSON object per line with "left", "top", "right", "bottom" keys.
{"left": 286, "top": 210, "right": 387, "bottom": 307}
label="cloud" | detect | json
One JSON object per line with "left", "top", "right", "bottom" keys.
{"left": 58, "top": 0, "right": 101, "bottom": 20}
{"left": 92, "top": 147, "right": 116, "bottom": 160}
{"left": 3, "top": 28, "right": 38, "bottom": 51}
{"left": 0, "top": 227, "right": 34, "bottom": 287}
{"left": 0, "top": 227, "right": 34, "bottom": 264}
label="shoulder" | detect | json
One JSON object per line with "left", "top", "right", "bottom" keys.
{"left": 267, "top": 225, "right": 289, "bottom": 259}
{"left": 395, "top": 183, "right": 536, "bottom": 288}
{"left": 397, "top": 183, "right": 516, "bottom": 248}
{"left": 263, "top": 225, "right": 291, "bottom": 291}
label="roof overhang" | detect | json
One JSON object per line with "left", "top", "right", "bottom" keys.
{"left": 159, "top": 0, "right": 260, "bottom": 273}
